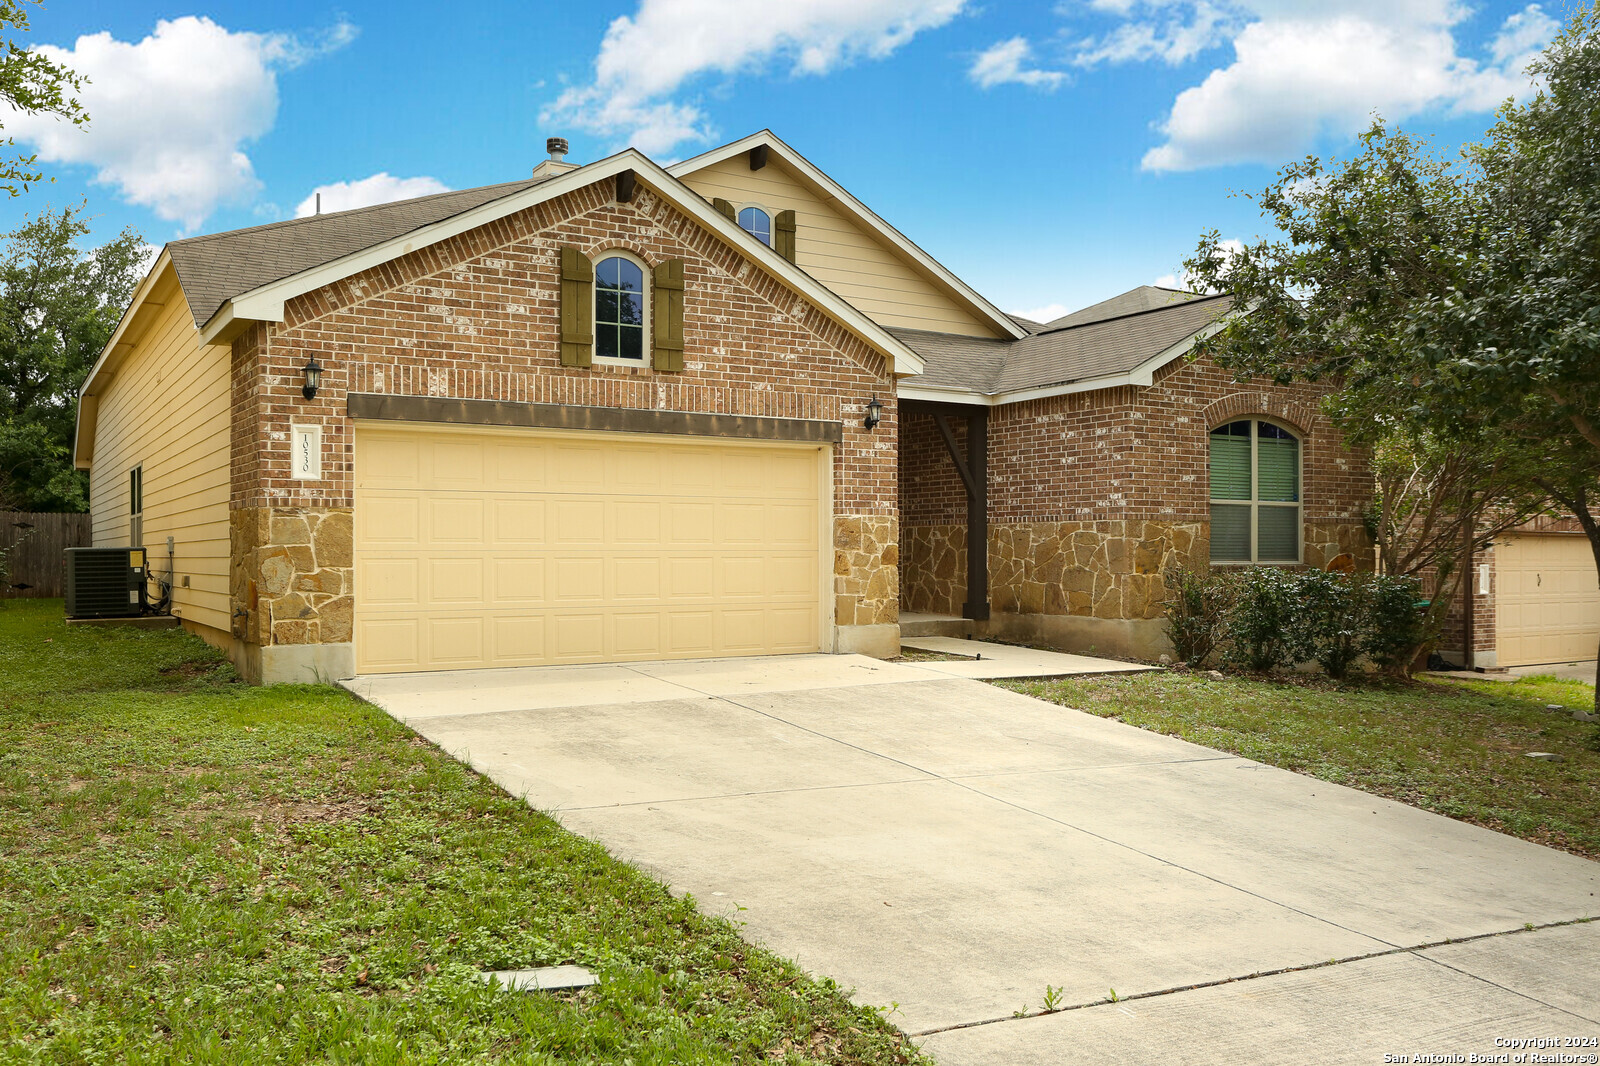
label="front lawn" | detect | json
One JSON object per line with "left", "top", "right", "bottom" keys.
{"left": 1002, "top": 670, "right": 1600, "bottom": 859}
{"left": 0, "top": 600, "right": 925, "bottom": 1065}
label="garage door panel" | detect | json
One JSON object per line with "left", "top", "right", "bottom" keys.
{"left": 355, "top": 424, "right": 826, "bottom": 673}
{"left": 1497, "top": 535, "right": 1600, "bottom": 666}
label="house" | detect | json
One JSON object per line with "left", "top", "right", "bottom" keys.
{"left": 75, "top": 130, "right": 1373, "bottom": 683}
{"left": 1439, "top": 515, "right": 1600, "bottom": 671}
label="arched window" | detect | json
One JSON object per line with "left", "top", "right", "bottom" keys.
{"left": 737, "top": 206, "right": 771, "bottom": 246}
{"left": 1209, "top": 419, "right": 1301, "bottom": 563}
{"left": 594, "top": 254, "right": 646, "bottom": 363}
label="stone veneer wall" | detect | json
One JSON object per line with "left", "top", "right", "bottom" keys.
{"left": 227, "top": 173, "right": 902, "bottom": 679}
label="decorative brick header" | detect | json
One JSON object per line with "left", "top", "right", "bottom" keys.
{"left": 1200, "top": 391, "right": 1321, "bottom": 435}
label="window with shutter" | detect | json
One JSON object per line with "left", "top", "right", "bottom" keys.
{"left": 737, "top": 207, "right": 771, "bottom": 246}
{"left": 1208, "top": 419, "right": 1301, "bottom": 564}
{"left": 593, "top": 253, "right": 648, "bottom": 365}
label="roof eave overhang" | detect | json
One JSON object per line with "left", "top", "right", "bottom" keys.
{"left": 75, "top": 249, "right": 178, "bottom": 469}
{"left": 669, "top": 131, "right": 1027, "bottom": 342}
{"left": 198, "top": 150, "right": 923, "bottom": 377}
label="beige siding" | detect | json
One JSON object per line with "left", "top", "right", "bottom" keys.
{"left": 680, "top": 155, "right": 1001, "bottom": 338}
{"left": 88, "top": 270, "right": 231, "bottom": 634}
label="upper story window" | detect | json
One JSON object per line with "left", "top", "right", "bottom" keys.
{"left": 737, "top": 206, "right": 771, "bottom": 246}
{"left": 1208, "top": 419, "right": 1301, "bottom": 563}
{"left": 594, "top": 254, "right": 646, "bottom": 363}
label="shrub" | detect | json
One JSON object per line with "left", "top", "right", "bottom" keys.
{"left": 1295, "top": 570, "right": 1374, "bottom": 680}
{"left": 1363, "top": 573, "right": 1426, "bottom": 671}
{"left": 1221, "top": 567, "right": 1311, "bottom": 673}
{"left": 1162, "top": 567, "right": 1235, "bottom": 666}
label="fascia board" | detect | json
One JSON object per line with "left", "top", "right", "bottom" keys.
{"left": 79, "top": 249, "right": 173, "bottom": 399}
{"left": 199, "top": 149, "right": 924, "bottom": 377}
{"left": 670, "top": 131, "right": 1027, "bottom": 342}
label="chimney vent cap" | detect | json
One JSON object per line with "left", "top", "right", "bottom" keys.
{"left": 546, "top": 137, "right": 569, "bottom": 161}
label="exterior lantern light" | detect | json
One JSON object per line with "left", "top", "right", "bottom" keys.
{"left": 301, "top": 358, "right": 323, "bottom": 400}
{"left": 864, "top": 395, "right": 883, "bottom": 430}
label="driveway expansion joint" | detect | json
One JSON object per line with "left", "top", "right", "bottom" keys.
{"left": 907, "top": 917, "right": 1600, "bottom": 1038}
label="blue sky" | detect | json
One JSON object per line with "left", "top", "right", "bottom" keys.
{"left": 2, "top": 0, "right": 1560, "bottom": 320}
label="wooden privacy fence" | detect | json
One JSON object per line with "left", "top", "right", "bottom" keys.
{"left": 1, "top": 512, "right": 92, "bottom": 598}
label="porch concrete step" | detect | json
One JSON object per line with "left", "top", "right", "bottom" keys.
{"left": 899, "top": 612, "right": 976, "bottom": 638}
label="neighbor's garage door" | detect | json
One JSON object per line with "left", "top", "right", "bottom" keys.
{"left": 1495, "top": 533, "right": 1600, "bottom": 667}
{"left": 353, "top": 422, "right": 826, "bottom": 674}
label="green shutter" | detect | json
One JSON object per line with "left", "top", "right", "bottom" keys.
{"left": 774, "top": 209, "right": 797, "bottom": 263}
{"left": 652, "top": 259, "right": 685, "bottom": 372}
{"left": 712, "top": 197, "right": 736, "bottom": 221}
{"left": 559, "top": 246, "right": 594, "bottom": 367}
{"left": 1209, "top": 430, "right": 1251, "bottom": 501}
{"left": 1257, "top": 435, "right": 1300, "bottom": 502}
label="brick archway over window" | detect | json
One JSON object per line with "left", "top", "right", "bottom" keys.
{"left": 1202, "top": 392, "right": 1319, "bottom": 435}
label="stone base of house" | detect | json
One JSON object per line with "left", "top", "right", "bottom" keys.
{"left": 979, "top": 612, "right": 1171, "bottom": 662}
{"left": 834, "top": 623, "right": 900, "bottom": 658}
{"left": 237, "top": 641, "right": 357, "bottom": 685}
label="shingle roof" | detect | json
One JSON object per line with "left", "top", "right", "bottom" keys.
{"left": 892, "top": 292, "right": 1233, "bottom": 396}
{"left": 1042, "top": 285, "right": 1205, "bottom": 330}
{"left": 166, "top": 177, "right": 548, "bottom": 326}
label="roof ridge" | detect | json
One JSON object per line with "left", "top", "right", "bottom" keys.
{"left": 1033, "top": 292, "right": 1230, "bottom": 338}
{"left": 168, "top": 176, "right": 546, "bottom": 247}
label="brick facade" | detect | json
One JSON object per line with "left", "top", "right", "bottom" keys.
{"left": 227, "top": 177, "right": 899, "bottom": 677}
{"left": 900, "top": 355, "right": 1373, "bottom": 658}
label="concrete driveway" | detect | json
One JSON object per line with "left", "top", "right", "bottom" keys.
{"left": 347, "top": 654, "right": 1600, "bottom": 1064}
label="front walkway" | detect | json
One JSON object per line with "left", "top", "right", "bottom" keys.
{"left": 346, "top": 654, "right": 1599, "bottom": 1064}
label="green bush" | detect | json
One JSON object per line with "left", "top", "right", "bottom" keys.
{"left": 1222, "top": 567, "right": 1311, "bottom": 673}
{"left": 1363, "top": 573, "right": 1426, "bottom": 670}
{"left": 1295, "top": 570, "right": 1374, "bottom": 679}
{"left": 1162, "top": 567, "right": 1235, "bottom": 666}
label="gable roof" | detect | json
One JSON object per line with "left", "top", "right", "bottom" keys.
{"left": 668, "top": 131, "right": 1028, "bottom": 342}
{"left": 169, "top": 178, "right": 546, "bottom": 327}
{"left": 896, "top": 292, "right": 1235, "bottom": 404}
{"left": 1042, "top": 285, "right": 1206, "bottom": 330}
{"left": 81, "top": 145, "right": 929, "bottom": 410}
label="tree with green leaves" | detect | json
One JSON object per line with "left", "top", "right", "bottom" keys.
{"left": 1182, "top": 3, "right": 1600, "bottom": 702}
{"left": 0, "top": 206, "right": 145, "bottom": 511}
{"left": 0, "top": 0, "right": 87, "bottom": 197}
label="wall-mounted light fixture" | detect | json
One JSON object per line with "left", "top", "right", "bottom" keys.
{"left": 864, "top": 395, "right": 883, "bottom": 430}
{"left": 301, "top": 357, "right": 323, "bottom": 400}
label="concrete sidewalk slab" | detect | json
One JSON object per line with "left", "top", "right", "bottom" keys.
{"left": 1417, "top": 921, "right": 1600, "bottom": 1022}
{"left": 354, "top": 653, "right": 1600, "bottom": 1063}
{"left": 560, "top": 776, "right": 1386, "bottom": 1033}
{"left": 898, "top": 636, "right": 1153, "bottom": 679}
{"left": 919, "top": 942, "right": 1594, "bottom": 1066}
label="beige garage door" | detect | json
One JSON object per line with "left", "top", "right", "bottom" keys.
{"left": 1496, "top": 534, "right": 1600, "bottom": 667}
{"left": 353, "top": 422, "right": 827, "bottom": 674}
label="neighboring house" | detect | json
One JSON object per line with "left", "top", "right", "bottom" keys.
{"left": 1439, "top": 516, "right": 1600, "bottom": 670}
{"left": 76, "top": 129, "right": 1371, "bottom": 682}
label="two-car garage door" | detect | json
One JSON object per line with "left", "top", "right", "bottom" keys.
{"left": 353, "top": 423, "right": 827, "bottom": 674}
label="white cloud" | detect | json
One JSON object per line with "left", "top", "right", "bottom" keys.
{"left": 970, "top": 37, "right": 1066, "bottom": 89}
{"left": 295, "top": 173, "right": 451, "bottom": 218}
{"left": 6, "top": 16, "right": 356, "bottom": 230}
{"left": 1011, "top": 302, "right": 1071, "bottom": 323}
{"left": 1061, "top": 1, "right": 1558, "bottom": 171}
{"left": 545, "top": 0, "right": 967, "bottom": 154}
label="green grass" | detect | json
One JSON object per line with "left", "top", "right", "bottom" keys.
{"left": 1001, "top": 669, "right": 1600, "bottom": 859}
{"left": 0, "top": 600, "right": 926, "bottom": 1065}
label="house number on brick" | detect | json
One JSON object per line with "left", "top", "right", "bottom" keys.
{"left": 291, "top": 424, "right": 322, "bottom": 481}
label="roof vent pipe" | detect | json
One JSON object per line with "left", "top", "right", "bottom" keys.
{"left": 546, "top": 137, "right": 569, "bottom": 163}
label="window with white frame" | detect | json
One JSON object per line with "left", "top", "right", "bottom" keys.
{"left": 594, "top": 253, "right": 647, "bottom": 363}
{"left": 1208, "top": 419, "right": 1301, "bottom": 563}
{"left": 737, "top": 206, "right": 771, "bottom": 246}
